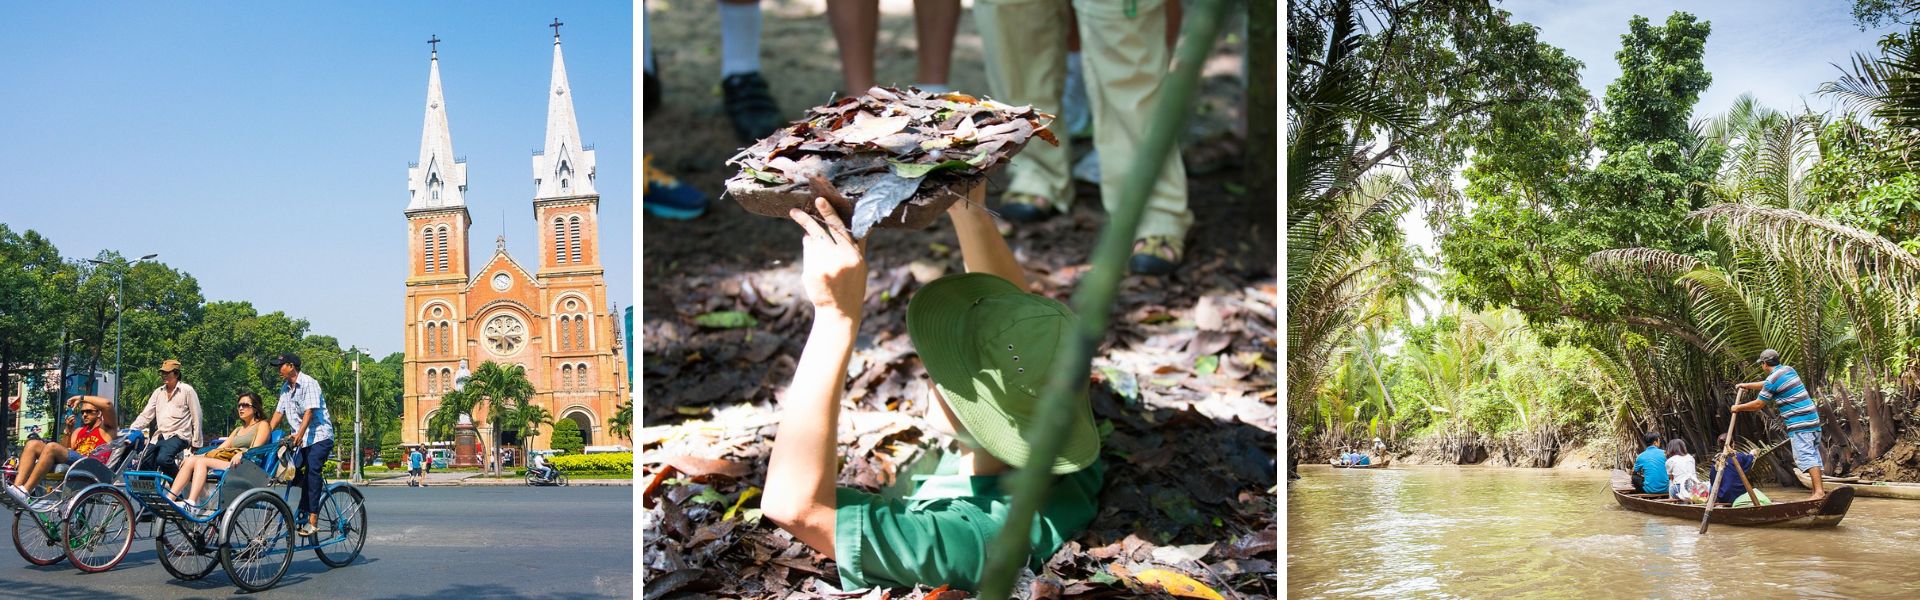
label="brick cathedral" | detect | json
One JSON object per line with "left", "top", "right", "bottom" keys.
{"left": 400, "top": 28, "right": 625, "bottom": 452}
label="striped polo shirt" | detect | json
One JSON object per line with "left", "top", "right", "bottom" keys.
{"left": 1758, "top": 365, "right": 1820, "bottom": 433}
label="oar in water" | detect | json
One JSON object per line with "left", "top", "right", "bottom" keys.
{"left": 1701, "top": 390, "right": 1745, "bottom": 534}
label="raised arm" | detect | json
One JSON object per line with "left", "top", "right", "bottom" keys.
{"left": 763, "top": 198, "right": 868, "bottom": 559}
{"left": 949, "top": 184, "right": 1028, "bottom": 289}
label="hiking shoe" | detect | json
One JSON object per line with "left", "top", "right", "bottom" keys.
{"left": 1129, "top": 236, "right": 1185, "bottom": 276}
{"left": 722, "top": 71, "right": 784, "bottom": 143}
{"left": 645, "top": 70, "right": 662, "bottom": 116}
{"left": 998, "top": 192, "right": 1060, "bottom": 223}
{"left": 644, "top": 153, "right": 707, "bottom": 220}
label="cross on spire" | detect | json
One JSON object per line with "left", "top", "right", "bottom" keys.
{"left": 549, "top": 18, "right": 564, "bottom": 40}
{"left": 428, "top": 35, "right": 441, "bottom": 54}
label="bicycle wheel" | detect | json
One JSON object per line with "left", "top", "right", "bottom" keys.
{"left": 11, "top": 510, "right": 65, "bottom": 566}
{"left": 313, "top": 486, "right": 365, "bottom": 567}
{"left": 218, "top": 491, "right": 294, "bottom": 592}
{"left": 61, "top": 487, "right": 134, "bottom": 572}
{"left": 156, "top": 517, "right": 218, "bottom": 581}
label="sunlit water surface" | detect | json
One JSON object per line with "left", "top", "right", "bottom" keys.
{"left": 1288, "top": 465, "right": 1920, "bottom": 598}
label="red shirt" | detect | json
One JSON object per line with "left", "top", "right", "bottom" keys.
{"left": 71, "top": 425, "right": 110, "bottom": 457}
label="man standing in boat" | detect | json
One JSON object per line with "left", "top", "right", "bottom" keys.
{"left": 1731, "top": 349, "right": 1826, "bottom": 500}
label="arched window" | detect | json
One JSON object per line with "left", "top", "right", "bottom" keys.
{"left": 552, "top": 217, "right": 567, "bottom": 264}
{"left": 436, "top": 226, "right": 450, "bottom": 271}
{"left": 577, "top": 363, "right": 589, "bottom": 390}
{"left": 574, "top": 315, "right": 588, "bottom": 350}
{"left": 559, "top": 316, "right": 572, "bottom": 350}
{"left": 568, "top": 216, "right": 582, "bottom": 263}
{"left": 561, "top": 364, "right": 573, "bottom": 390}
{"left": 427, "top": 368, "right": 439, "bottom": 395}
{"left": 422, "top": 227, "right": 436, "bottom": 273}
{"left": 441, "top": 369, "right": 452, "bottom": 394}
{"left": 560, "top": 178, "right": 569, "bottom": 191}
{"left": 426, "top": 322, "right": 438, "bottom": 355}
{"left": 440, "top": 321, "right": 452, "bottom": 355}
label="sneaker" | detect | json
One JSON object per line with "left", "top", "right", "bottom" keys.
{"left": 1129, "top": 236, "right": 1185, "bottom": 276}
{"left": 998, "top": 192, "right": 1061, "bottom": 223}
{"left": 297, "top": 523, "right": 317, "bottom": 537}
{"left": 644, "top": 154, "right": 707, "bottom": 220}
{"left": 3, "top": 483, "right": 27, "bottom": 506}
{"left": 721, "top": 71, "right": 784, "bottom": 144}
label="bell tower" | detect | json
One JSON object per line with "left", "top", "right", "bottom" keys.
{"left": 532, "top": 21, "right": 599, "bottom": 275}
{"left": 404, "top": 36, "right": 471, "bottom": 445}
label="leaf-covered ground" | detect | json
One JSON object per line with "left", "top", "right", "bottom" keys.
{"left": 643, "top": 2, "right": 1274, "bottom": 597}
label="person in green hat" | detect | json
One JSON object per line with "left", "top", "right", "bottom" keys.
{"left": 762, "top": 189, "right": 1104, "bottom": 592}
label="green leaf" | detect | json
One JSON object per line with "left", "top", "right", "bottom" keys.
{"left": 693, "top": 311, "right": 758, "bottom": 329}
{"left": 1089, "top": 571, "right": 1120, "bottom": 585}
{"left": 743, "top": 166, "right": 788, "bottom": 185}
{"left": 1195, "top": 354, "right": 1220, "bottom": 376}
{"left": 690, "top": 488, "right": 726, "bottom": 506}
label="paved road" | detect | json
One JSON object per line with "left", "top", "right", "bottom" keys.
{"left": 4, "top": 486, "right": 633, "bottom": 598}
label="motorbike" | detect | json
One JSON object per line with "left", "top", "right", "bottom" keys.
{"left": 524, "top": 465, "right": 568, "bottom": 487}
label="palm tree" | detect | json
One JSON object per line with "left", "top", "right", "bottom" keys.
{"left": 426, "top": 387, "right": 472, "bottom": 443}
{"left": 606, "top": 400, "right": 632, "bottom": 442}
{"left": 464, "top": 361, "right": 535, "bottom": 475}
{"left": 508, "top": 401, "right": 554, "bottom": 470}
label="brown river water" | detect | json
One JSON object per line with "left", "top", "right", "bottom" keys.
{"left": 1288, "top": 465, "right": 1920, "bottom": 598}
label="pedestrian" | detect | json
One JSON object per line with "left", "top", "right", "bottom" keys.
{"left": 265, "top": 353, "right": 336, "bottom": 537}
{"left": 760, "top": 193, "right": 1103, "bottom": 591}
{"left": 129, "top": 359, "right": 204, "bottom": 476}
{"left": 1732, "top": 348, "right": 1827, "bottom": 499}
{"left": 826, "top": 0, "right": 961, "bottom": 94}
{"left": 643, "top": 0, "right": 785, "bottom": 144}
{"left": 973, "top": 0, "right": 1194, "bottom": 275}
{"left": 409, "top": 445, "right": 425, "bottom": 488}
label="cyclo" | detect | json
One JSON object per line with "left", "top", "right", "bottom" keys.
{"left": 111, "top": 430, "right": 366, "bottom": 591}
{"left": 2, "top": 431, "right": 149, "bottom": 569}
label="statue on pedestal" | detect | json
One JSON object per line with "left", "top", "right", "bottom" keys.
{"left": 454, "top": 414, "right": 481, "bottom": 467}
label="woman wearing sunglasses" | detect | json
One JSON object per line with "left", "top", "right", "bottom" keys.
{"left": 6, "top": 395, "right": 117, "bottom": 502}
{"left": 168, "top": 392, "right": 272, "bottom": 513}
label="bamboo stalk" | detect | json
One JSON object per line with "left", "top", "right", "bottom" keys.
{"left": 974, "top": 1, "right": 1233, "bottom": 597}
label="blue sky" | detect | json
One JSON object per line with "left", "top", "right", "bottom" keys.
{"left": 0, "top": 2, "right": 633, "bottom": 356}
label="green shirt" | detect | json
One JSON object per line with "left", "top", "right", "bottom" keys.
{"left": 833, "top": 452, "right": 1104, "bottom": 591}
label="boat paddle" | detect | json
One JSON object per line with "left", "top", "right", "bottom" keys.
{"left": 1701, "top": 389, "right": 1745, "bottom": 534}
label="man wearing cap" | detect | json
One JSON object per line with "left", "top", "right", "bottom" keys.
{"left": 267, "top": 353, "right": 334, "bottom": 537}
{"left": 1732, "top": 349, "right": 1827, "bottom": 499}
{"left": 129, "top": 359, "right": 203, "bottom": 475}
{"left": 762, "top": 190, "right": 1103, "bottom": 592}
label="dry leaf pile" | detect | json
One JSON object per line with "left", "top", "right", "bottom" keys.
{"left": 725, "top": 86, "right": 1056, "bottom": 238}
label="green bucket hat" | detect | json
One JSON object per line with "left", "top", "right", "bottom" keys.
{"left": 907, "top": 273, "right": 1100, "bottom": 474}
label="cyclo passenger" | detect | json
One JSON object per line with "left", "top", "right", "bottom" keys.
{"left": 6, "top": 395, "right": 117, "bottom": 503}
{"left": 169, "top": 391, "right": 274, "bottom": 514}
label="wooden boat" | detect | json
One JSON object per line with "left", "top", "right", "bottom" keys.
{"left": 1331, "top": 459, "right": 1390, "bottom": 469}
{"left": 1610, "top": 484, "right": 1854, "bottom": 527}
{"left": 1795, "top": 471, "right": 1920, "bottom": 500}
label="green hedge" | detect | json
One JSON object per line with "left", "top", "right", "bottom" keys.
{"left": 551, "top": 420, "right": 585, "bottom": 455}
{"left": 552, "top": 452, "right": 632, "bottom": 475}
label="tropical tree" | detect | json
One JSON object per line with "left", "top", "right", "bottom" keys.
{"left": 607, "top": 399, "right": 632, "bottom": 442}
{"left": 508, "top": 400, "right": 554, "bottom": 468}
{"left": 464, "top": 361, "right": 535, "bottom": 475}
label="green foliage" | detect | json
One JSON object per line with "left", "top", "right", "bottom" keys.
{"left": 551, "top": 451, "right": 630, "bottom": 474}
{"left": 607, "top": 400, "right": 632, "bottom": 441}
{"left": 550, "top": 419, "right": 585, "bottom": 455}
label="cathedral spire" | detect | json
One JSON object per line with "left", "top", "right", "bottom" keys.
{"left": 532, "top": 22, "right": 595, "bottom": 199}
{"left": 408, "top": 36, "right": 467, "bottom": 211}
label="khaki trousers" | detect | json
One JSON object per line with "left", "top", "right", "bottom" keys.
{"left": 974, "top": 0, "right": 1193, "bottom": 240}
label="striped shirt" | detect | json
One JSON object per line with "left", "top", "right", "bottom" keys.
{"left": 1758, "top": 365, "right": 1820, "bottom": 433}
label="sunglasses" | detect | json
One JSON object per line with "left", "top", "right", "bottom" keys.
{"left": 80, "top": 409, "right": 99, "bottom": 415}
{"left": 237, "top": 404, "right": 254, "bottom": 409}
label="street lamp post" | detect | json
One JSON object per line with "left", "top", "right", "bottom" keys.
{"left": 351, "top": 346, "right": 364, "bottom": 484}
{"left": 87, "top": 253, "right": 156, "bottom": 424}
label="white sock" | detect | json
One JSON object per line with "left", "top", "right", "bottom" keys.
{"left": 718, "top": 2, "right": 763, "bottom": 77}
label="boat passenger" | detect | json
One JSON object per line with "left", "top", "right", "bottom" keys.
{"left": 1633, "top": 431, "right": 1668, "bottom": 494}
{"left": 1666, "top": 438, "right": 1706, "bottom": 502}
{"left": 1711, "top": 433, "right": 1758, "bottom": 505}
